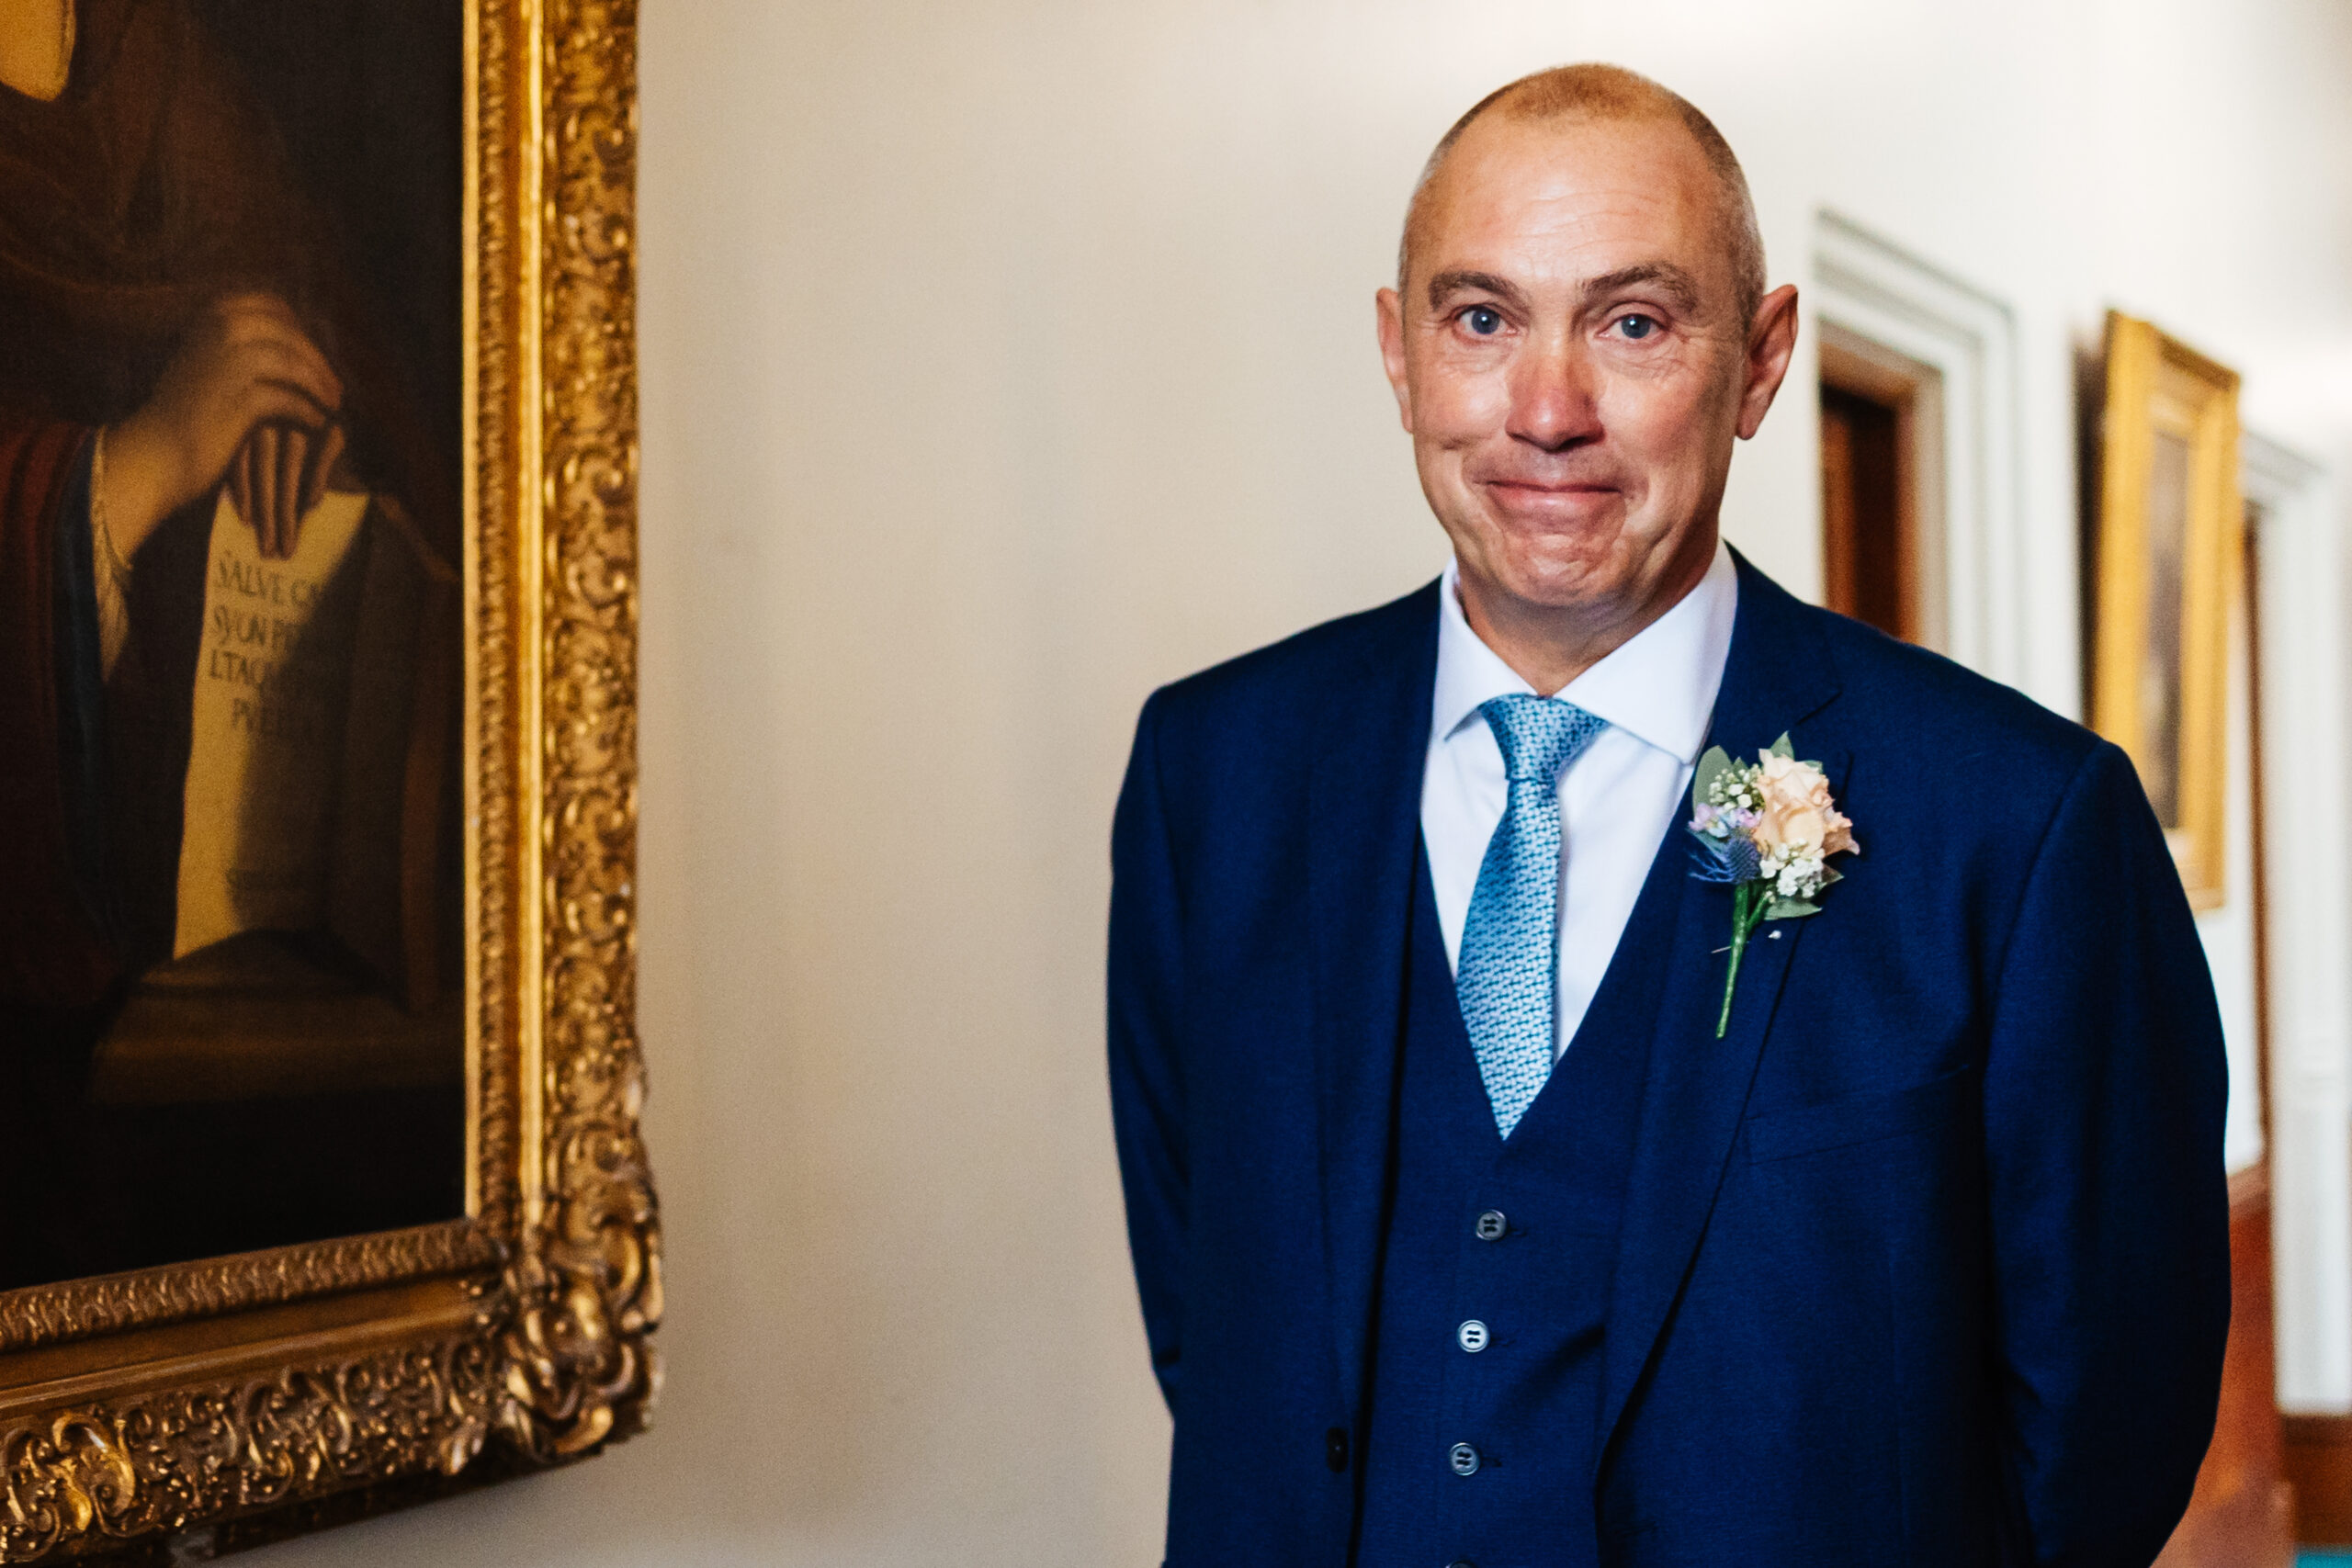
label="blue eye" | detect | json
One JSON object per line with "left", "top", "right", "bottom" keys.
{"left": 1464, "top": 306, "right": 1503, "bottom": 336}
{"left": 1616, "top": 313, "right": 1658, "bottom": 340}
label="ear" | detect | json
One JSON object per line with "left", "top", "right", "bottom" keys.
{"left": 1375, "top": 287, "right": 1414, "bottom": 434}
{"left": 1734, "top": 283, "right": 1800, "bottom": 441}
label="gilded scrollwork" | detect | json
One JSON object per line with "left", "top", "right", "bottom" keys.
{"left": 0, "top": 1224, "right": 495, "bottom": 1358}
{"left": 495, "top": 0, "right": 660, "bottom": 1465}
{"left": 0, "top": 1336, "right": 501, "bottom": 1562}
{"left": 471, "top": 0, "right": 522, "bottom": 1255}
{"left": 0, "top": 0, "right": 655, "bottom": 1554}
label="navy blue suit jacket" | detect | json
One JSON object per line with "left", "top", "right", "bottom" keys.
{"left": 1108, "top": 554, "right": 2230, "bottom": 1566}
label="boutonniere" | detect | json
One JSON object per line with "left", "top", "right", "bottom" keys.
{"left": 1687, "top": 734, "right": 1858, "bottom": 1037}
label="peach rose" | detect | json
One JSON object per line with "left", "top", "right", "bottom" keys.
{"left": 1750, "top": 752, "right": 1858, "bottom": 858}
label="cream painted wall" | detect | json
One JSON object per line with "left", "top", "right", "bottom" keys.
{"left": 247, "top": 1, "right": 2352, "bottom": 1562}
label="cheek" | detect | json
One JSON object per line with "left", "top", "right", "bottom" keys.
{"left": 1601, "top": 368, "right": 1728, "bottom": 491}
{"left": 1412, "top": 350, "right": 1510, "bottom": 444}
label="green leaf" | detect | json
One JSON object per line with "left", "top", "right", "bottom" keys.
{"left": 1769, "top": 732, "right": 1795, "bottom": 761}
{"left": 1692, "top": 745, "right": 1734, "bottom": 808}
{"left": 1761, "top": 898, "right": 1821, "bottom": 920}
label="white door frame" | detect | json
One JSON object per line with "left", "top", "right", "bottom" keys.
{"left": 1812, "top": 210, "right": 2023, "bottom": 686}
{"left": 2245, "top": 431, "right": 2352, "bottom": 1412}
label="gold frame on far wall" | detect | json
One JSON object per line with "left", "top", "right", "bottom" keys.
{"left": 0, "top": 0, "right": 653, "bottom": 1560}
{"left": 2092, "top": 311, "right": 2241, "bottom": 910}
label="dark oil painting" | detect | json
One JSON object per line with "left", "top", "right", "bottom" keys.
{"left": 0, "top": 0, "right": 466, "bottom": 1291}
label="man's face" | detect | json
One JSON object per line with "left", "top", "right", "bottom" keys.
{"left": 1377, "top": 113, "right": 1792, "bottom": 637}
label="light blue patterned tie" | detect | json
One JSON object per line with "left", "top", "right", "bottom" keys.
{"left": 1457, "top": 694, "right": 1607, "bottom": 1136}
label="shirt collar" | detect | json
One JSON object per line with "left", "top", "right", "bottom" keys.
{"left": 1430, "top": 536, "right": 1738, "bottom": 766}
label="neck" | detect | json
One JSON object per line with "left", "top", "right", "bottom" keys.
{"left": 1457, "top": 530, "right": 1718, "bottom": 695}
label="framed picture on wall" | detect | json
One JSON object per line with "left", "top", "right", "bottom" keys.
{"left": 2091, "top": 311, "right": 2241, "bottom": 910}
{"left": 0, "top": 0, "right": 656, "bottom": 1557}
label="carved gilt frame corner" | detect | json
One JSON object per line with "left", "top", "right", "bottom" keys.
{"left": 0, "top": 0, "right": 657, "bottom": 1557}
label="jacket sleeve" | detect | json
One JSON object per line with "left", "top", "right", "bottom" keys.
{"left": 1108, "top": 688, "right": 1189, "bottom": 1413}
{"left": 1983, "top": 740, "right": 2232, "bottom": 1564}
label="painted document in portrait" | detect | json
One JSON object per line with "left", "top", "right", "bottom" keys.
{"left": 0, "top": 0, "right": 466, "bottom": 1290}
{"left": 2091, "top": 312, "right": 2240, "bottom": 909}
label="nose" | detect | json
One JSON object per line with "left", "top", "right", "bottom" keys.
{"left": 1504, "top": 329, "right": 1601, "bottom": 453}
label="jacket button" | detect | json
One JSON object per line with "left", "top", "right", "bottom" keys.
{"left": 1475, "top": 1210, "right": 1508, "bottom": 1241}
{"left": 1457, "top": 1319, "right": 1490, "bottom": 1353}
{"left": 1325, "top": 1427, "right": 1350, "bottom": 1472}
{"left": 1448, "top": 1441, "right": 1480, "bottom": 1475}
{"left": 1447, "top": 1561, "right": 1477, "bottom": 1568}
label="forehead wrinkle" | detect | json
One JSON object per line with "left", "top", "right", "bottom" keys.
{"left": 1416, "top": 139, "right": 1727, "bottom": 303}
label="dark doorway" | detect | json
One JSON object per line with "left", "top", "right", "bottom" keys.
{"left": 1820, "top": 383, "right": 1907, "bottom": 639}
{"left": 1818, "top": 328, "right": 1941, "bottom": 647}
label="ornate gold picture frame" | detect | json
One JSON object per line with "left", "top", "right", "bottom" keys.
{"left": 0, "top": 0, "right": 654, "bottom": 1558}
{"left": 2092, "top": 311, "right": 2240, "bottom": 909}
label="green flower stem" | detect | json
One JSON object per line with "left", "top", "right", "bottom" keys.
{"left": 1716, "top": 882, "right": 1764, "bottom": 1038}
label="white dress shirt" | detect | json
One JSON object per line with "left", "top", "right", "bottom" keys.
{"left": 1420, "top": 539, "right": 1739, "bottom": 1057}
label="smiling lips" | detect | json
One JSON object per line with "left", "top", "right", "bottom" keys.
{"left": 1485, "top": 479, "right": 1616, "bottom": 495}
{"left": 1476, "top": 475, "right": 1623, "bottom": 520}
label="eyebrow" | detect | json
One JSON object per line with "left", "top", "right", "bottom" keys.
{"left": 1424, "top": 269, "right": 1528, "bottom": 312}
{"left": 1422, "top": 261, "right": 1706, "bottom": 317}
{"left": 1578, "top": 263, "right": 1702, "bottom": 315}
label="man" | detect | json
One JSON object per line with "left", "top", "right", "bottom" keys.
{"left": 1107, "top": 63, "right": 2228, "bottom": 1567}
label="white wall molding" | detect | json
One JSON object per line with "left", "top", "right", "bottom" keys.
{"left": 2245, "top": 432, "right": 2352, "bottom": 1412}
{"left": 1812, "top": 210, "right": 2025, "bottom": 687}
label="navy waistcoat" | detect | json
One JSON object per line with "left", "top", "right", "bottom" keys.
{"left": 1354, "top": 844, "right": 1675, "bottom": 1568}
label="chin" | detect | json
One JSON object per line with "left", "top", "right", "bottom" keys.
{"left": 1487, "top": 547, "right": 1636, "bottom": 613}
{"left": 1494, "top": 516, "right": 1632, "bottom": 586}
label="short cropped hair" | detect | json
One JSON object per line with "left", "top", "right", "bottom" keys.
{"left": 1400, "top": 64, "right": 1767, "bottom": 330}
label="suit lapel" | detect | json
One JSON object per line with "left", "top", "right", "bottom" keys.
{"left": 1598, "top": 554, "right": 1847, "bottom": 1452}
{"left": 1309, "top": 582, "right": 1441, "bottom": 1420}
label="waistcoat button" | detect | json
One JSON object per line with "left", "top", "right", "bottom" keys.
{"left": 1324, "top": 1427, "right": 1350, "bottom": 1472}
{"left": 1474, "top": 1210, "right": 1508, "bottom": 1241}
{"left": 1457, "top": 1319, "right": 1490, "bottom": 1353}
{"left": 1448, "top": 1441, "right": 1480, "bottom": 1475}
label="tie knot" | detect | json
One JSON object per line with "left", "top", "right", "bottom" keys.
{"left": 1480, "top": 694, "right": 1604, "bottom": 784}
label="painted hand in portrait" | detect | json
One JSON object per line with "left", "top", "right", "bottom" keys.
{"left": 0, "top": 0, "right": 464, "bottom": 1289}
